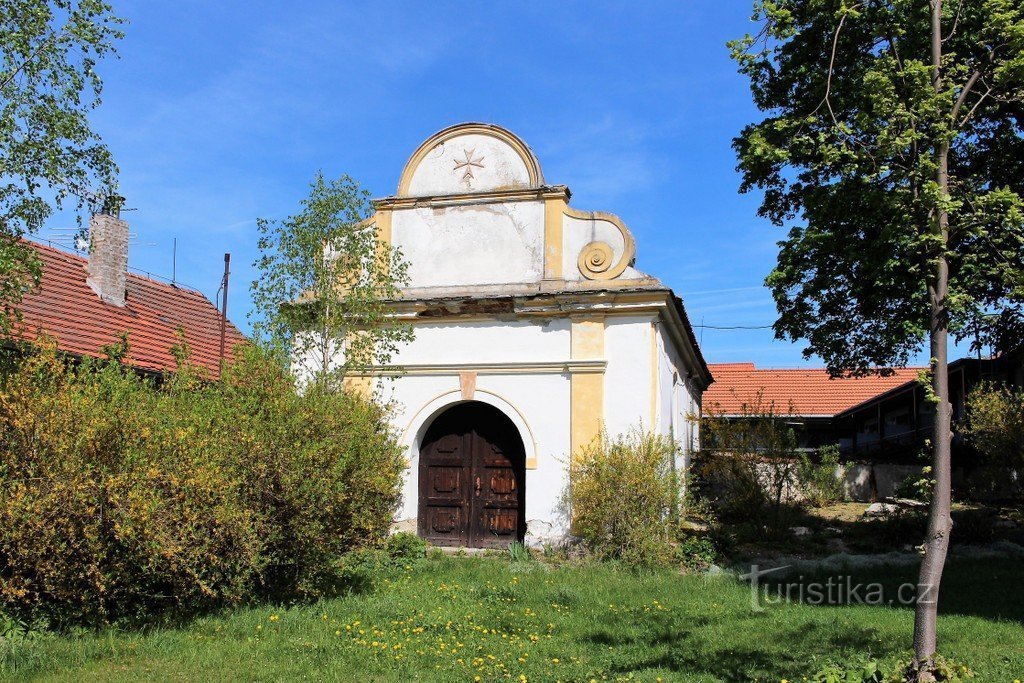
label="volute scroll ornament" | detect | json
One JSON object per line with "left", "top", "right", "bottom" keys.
{"left": 566, "top": 207, "right": 637, "bottom": 281}
{"left": 578, "top": 241, "right": 615, "bottom": 279}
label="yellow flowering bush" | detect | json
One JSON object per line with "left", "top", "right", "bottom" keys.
{"left": 567, "top": 430, "right": 682, "bottom": 568}
{"left": 0, "top": 340, "right": 404, "bottom": 627}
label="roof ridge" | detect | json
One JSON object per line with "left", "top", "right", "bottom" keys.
{"left": 26, "top": 238, "right": 207, "bottom": 298}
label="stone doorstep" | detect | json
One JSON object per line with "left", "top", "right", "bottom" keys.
{"left": 430, "top": 546, "right": 499, "bottom": 556}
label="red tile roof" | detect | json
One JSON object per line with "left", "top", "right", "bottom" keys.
{"left": 704, "top": 362, "right": 923, "bottom": 416}
{"left": 10, "top": 241, "right": 246, "bottom": 377}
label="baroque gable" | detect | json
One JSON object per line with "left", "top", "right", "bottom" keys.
{"left": 369, "top": 123, "right": 656, "bottom": 293}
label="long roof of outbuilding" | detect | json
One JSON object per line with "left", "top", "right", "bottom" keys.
{"left": 703, "top": 362, "right": 923, "bottom": 416}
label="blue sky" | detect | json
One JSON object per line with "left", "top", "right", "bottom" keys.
{"left": 41, "top": 1, "right": 968, "bottom": 367}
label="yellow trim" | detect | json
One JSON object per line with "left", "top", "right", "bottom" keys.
{"left": 570, "top": 316, "right": 605, "bottom": 462}
{"left": 374, "top": 210, "right": 392, "bottom": 245}
{"left": 351, "top": 359, "right": 606, "bottom": 377}
{"left": 396, "top": 122, "right": 544, "bottom": 196}
{"left": 563, "top": 206, "right": 637, "bottom": 281}
{"left": 372, "top": 210, "right": 393, "bottom": 277}
{"left": 543, "top": 196, "right": 566, "bottom": 280}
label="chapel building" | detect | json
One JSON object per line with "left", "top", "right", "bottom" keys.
{"left": 336, "top": 123, "right": 711, "bottom": 547}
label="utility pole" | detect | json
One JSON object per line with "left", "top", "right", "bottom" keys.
{"left": 219, "top": 253, "right": 230, "bottom": 375}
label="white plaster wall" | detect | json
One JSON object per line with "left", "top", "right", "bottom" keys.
{"left": 391, "top": 201, "right": 545, "bottom": 288}
{"left": 561, "top": 212, "right": 629, "bottom": 282}
{"left": 656, "top": 323, "right": 700, "bottom": 477}
{"left": 379, "top": 371, "right": 572, "bottom": 545}
{"left": 389, "top": 319, "right": 570, "bottom": 365}
{"left": 602, "top": 316, "right": 656, "bottom": 436}
{"left": 405, "top": 134, "right": 533, "bottom": 196}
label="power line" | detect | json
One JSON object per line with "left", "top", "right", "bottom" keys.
{"left": 693, "top": 324, "right": 774, "bottom": 330}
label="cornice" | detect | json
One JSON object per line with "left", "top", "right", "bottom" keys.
{"left": 372, "top": 185, "right": 570, "bottom": 211}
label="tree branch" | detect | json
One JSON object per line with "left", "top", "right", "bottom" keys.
{"left": 957, "top": 85, "right": 994, "bottom": 129}
{"left": 0, "top": 28, "right": 65, "bottom": 92}
{"left": 811, "top": 9, "right": 853, "bottom": 126}
{"left": 942, "top": 0, "right": 964, "bottom": 43}
{"left": 951, "top": 69, "right": 983, "bottom": 122}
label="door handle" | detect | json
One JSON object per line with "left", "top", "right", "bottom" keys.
{"left": 474, "top": 476, "right": 481, "bottom": 496}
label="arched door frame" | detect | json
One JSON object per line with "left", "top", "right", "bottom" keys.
{"left": 402, "top": 389, "right": 538, "bottom": 472}
{"left": 414, "top": 398, "right": 529, "bottom": 547}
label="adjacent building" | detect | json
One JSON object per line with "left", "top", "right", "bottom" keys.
{"left": 9, "top": 209, "right": 245, "bottom": 378}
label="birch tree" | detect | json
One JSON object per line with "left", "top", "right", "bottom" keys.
{"left": 250, "top": 172, "right": 412, "bottom": 387}
{"left": 0, "top": 0, "right": 123, "bottom": 333}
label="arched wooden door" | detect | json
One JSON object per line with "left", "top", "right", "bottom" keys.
{"left": 418, "top": 402, "right": 526, "bottom": 548}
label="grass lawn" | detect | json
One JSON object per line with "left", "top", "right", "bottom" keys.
{"left": 2, "top": 554, "right": 1022, "bottom": 682}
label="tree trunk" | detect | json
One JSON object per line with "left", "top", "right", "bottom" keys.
{"left": 911, "top": 0, "right": 954, "bottom": 673}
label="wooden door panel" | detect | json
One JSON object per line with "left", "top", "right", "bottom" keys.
{"left": 419, "top": 431, "right": 470, "bottom": 546}
{"left": 424, "top": 506, "right": 464, "bottom": 542}
{"left": 425, "top": 466, "right": 463, "bottom": 497}
{"left": 469, "top": 431, "right": 523, "bottom": 547}
{"left": 481, "top": 466, "right": 518, "bottom": 503}
{"left": 476, "top": 508, "right": 518, "bottom": 548}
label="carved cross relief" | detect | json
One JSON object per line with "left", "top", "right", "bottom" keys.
{"left": 453, "top": 148, "right": 485, "bottom": 182}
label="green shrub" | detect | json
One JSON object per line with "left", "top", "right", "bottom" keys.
{"left": 964, "top": 382, "right": 1024, "bottom": 501}
{"left": 674, "top": 534, "right": 717, "bottom": 571}
{"left": 798, "top": 444, "right": 847, "bottom": 507}
{"left": 0, "top": 340, "right": 404, "bottom": 628}
{"left": 964, "top": 382, "right": 1024, "bottom": 468}
{"left": 696, "top": 395, "right": 804, "bottom": 534}
{"left": 894, "top": 469, "right": 934, "bottom": 503}
{"left": 384, "top": 532, "right": 427, "bottom": 566}
{"left": 809, "top": 654, "right": 974, "bottom": 682}
{"left": 567, "top": 430, "right": 681, "bottom": 569}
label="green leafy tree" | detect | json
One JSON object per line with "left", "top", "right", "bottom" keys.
{"left": 730, "top": 0, "right": 1024, "bottom": 674}
{"left": 964, "top": 381, "right": 1024, "bottom": 474}
{"left": 250, "top": 172, "right": 413, "bottom": 387}
{"left": 0, "top": 0, "right": 124, "bottom": 333}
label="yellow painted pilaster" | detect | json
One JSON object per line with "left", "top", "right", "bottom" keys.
{"left": 343, "top": 375, "right": 374, "bottom": 399}
{"left": 570, "top": 316, "right": 605, "bottom": 462}
{"left": 543, "top": 197, "right": 566, "bottom": 280}
{"left": 374, "top": 209, "right": 393, "bottom": 277}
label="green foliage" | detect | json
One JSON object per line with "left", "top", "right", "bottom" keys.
{"left": 567, "top": 430, "right": 682, "bottom": 569}
{"left": 250, "top": 172, "right": 413, "bottom": 385}
{"left": 731, "top": 1, "right": 1024, "bottom": 370}
{"left": 0, "top": 1, "right": 123, "bottom": 334}
{"left": 798, "top": 444, "right": 847, "bottom": 507}
{"left": 811, "top": 658, "right": 885, "bottom": 683}
{"left": 335, "top": 532, "right": 427, "bottom": 594}
{"left": 506, "top": 541, "right": 531, "bottom": 564}
{"left": 812, "top": 653, "right": 975, "bottom": 682}
{"left": 384, "top": 532, "right": 427, "bottom": 565}
{"left": 0, "top": 339, "right": 405, "bottom": 628}
{"left": 964, "top": 381, "right": 1024, "bottom": 470}
{"left": 894, "top": 469, "right": 934, "bottom": 503}
{"left": 674, "top": 534, "right": 717, "bottom": 572}
{"left": 697, "top": 394, "right": 803, "bottom": 534}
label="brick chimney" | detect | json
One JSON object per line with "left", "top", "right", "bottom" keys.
{"left": 86, "top": 196, "right": 128, "bottom": 307}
